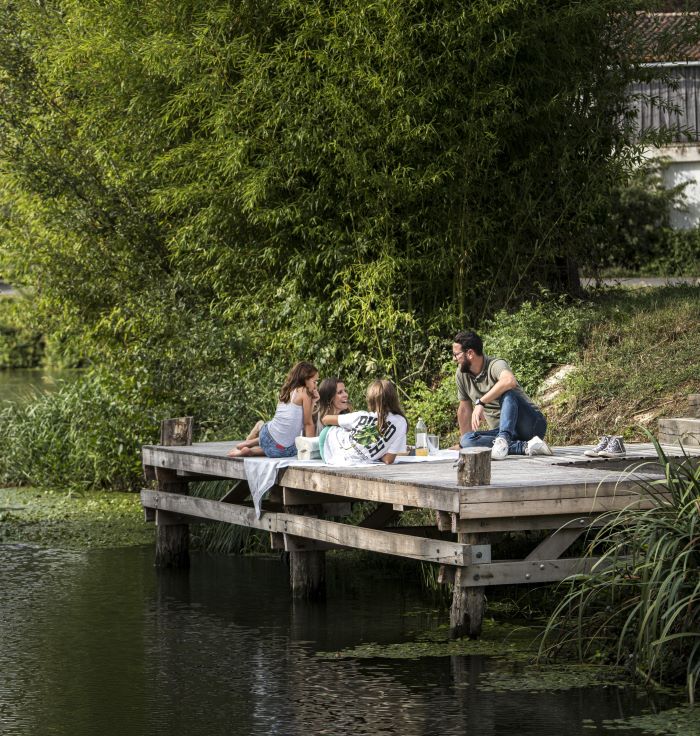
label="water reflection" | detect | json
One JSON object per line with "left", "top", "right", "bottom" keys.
{"left": 0, "top": 546, "right": 669, "bottom": 736}
{"left": 0, "top": 369, "right": 78, "bottom": 405}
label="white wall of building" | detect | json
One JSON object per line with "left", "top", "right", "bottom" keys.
{"left": 652, "top": 145, "right": 700, "bottom": 229}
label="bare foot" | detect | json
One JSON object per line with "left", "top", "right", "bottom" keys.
{"left": 228, "top": 445, "right": 252, "bottom": 457}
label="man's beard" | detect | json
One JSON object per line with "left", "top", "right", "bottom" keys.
{"left": 460, "top": 358, "right": 472, "bottom": 374}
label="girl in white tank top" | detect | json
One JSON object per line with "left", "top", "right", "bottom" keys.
{"left": 228, "top": 361, "right": 318, "bottom": 458}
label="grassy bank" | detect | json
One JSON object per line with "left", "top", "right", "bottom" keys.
{"left": 544, "top": 284, "right": 699, "bottom": 445}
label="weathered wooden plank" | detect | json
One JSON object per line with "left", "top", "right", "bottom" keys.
{"left": 436, "top": 511, "right": 458, "bottom": 533}
{"left": 277, "top": 466, "right": 461, "bottom": 512}
{"left": 524, "top": 527, "right": 587, "bottom": 561}
{"left": 451, "top": 453, "right": 490, "bottom": 640}
{"left": 456, "top": 513, "right": 605, "bottom": 533}
{"left": 460, "top": 493, "right": 662, "bottom": 519}
{"left": 141, "top": 490, "right": 473, "bottom": 565}
{"left": 143, "top": 447, "right": 247, "bottom": 480}
{"left": 446, "top": 557, "right": 607, "bottom": 587}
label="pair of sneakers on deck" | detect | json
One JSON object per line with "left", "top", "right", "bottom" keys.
{"left": 584, "top": 435, "right": 627, "bottom": 458}
{"left": 491, "top": 435, "right": 552, "bottom": 460}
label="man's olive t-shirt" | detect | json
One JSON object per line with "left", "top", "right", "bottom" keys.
{"left": 455, "top": 355, "right": 537, "bottom": 430}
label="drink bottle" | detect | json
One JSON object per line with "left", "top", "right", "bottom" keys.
{"left": 415, "top": 417, "right": 428, "bottom": 456}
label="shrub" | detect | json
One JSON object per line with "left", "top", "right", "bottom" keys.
{"left": 481, "top": 296, "right": 593, "bottom": 396}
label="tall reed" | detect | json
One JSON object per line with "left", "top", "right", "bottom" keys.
{"left": 541, "top": 438, "right": 699, "bottom": 703}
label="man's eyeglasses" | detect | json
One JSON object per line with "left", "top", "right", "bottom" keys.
{"left": 452, "top": 349, "right": 467, "bottom": 359}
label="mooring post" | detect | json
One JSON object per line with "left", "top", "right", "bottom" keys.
{"left": 289, "top": 547, "right": 326, "bottom": 600}
{"left": 153, "top": 417, "right": 193, "bottom": 569}
{"left": 451, "top": 447, "right": 491, "bottom": 639}
{"left": 283, "top": 497, "right": 326, "bottom": 600}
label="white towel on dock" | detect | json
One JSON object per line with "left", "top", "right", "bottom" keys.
{"left": 244, "top": 457, "right": 296, "bottom": 518}
{"left": 244, "top": 457, "right": 324, "bottom": 518}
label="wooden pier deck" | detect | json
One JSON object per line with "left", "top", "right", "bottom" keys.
{"left": 141, "top": 438, "right": 698, "bottom": 637}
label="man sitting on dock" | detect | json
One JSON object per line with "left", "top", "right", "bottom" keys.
{"left": 452, "top": 330, "right": 552, "bottom": 460}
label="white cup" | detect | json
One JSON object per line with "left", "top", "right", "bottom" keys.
{"left": 427, "top": 434, "right": 439, "bottom": 454}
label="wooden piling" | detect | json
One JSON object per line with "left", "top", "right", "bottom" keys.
{"left": 451, "top": 447, "right": 491, "bottom": 639}
{"left": 283, "top": 495, "right": 326, "bottom": 600}
{"left": 154, "top": 417, "right": 193, "bottom": 568}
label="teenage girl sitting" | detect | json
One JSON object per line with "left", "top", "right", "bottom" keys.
{"left": 318, "top": 379, "right": 407, "bottom": 465}
{"left": 228, "top": 361, "right": 318, "bottom": 458}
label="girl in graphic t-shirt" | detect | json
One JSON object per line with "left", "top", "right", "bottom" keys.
{"left": 228, "top": 361, "right": 318, "bottom": 458}
{"left": 319, "top": 379, "right": 407, "bottom": 466}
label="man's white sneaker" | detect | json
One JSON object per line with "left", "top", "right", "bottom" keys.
{"left": 295, "top": 436, "right": 321, "bottom": 461}
{"left": 584, "top": 435, "right": 611, "bottom": 457}
{"left": 598, "top": 436, "right": 626, "bottom": 458}
{"left": 526, "top": 436, "right": 553, "bottom": 456}
{"left": 491, "top": 437, "right": 509, "bottom": 460}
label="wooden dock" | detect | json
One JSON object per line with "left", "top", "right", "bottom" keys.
{"left": 141, "top": 435, "right": 698, "bottom": 638}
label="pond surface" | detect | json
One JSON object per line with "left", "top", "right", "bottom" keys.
{"left": 0, "top": 545, "right": 677, "bottom": 736}
{"left": 0, "top": 369, "right": 77, "bottom": 405}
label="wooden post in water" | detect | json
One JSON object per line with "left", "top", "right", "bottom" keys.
{"left": 289, "top": 546, "right": 326, "bottom": 600}
{"left": 451, "top": 447, "right": 491, "bottom": 639}
{"left": 283, "top": 492, "right": 326, "bottom": 600}
{"left": 154, "top": 417, "right": 193, "bottom": 568}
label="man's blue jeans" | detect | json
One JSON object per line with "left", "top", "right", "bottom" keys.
{"left": 460, "top": 390, "right": 547, "bottom": 456}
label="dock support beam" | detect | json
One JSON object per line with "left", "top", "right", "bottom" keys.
{"left": 289, "top": 549, "right": 326, "bottom": 600}
{"left": 451, "top": 448, "right": 490, "bottom": 639}
{"left": 285, "top": 501, "right": 326, "bottom": 600}
{"left": 153, "top": 417, "right": 193, "bottom": 569}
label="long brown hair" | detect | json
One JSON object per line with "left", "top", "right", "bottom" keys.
{"left": 366, "top": 379, "right": 405, "bottom": 433}
{"left": 318, "top": 377, "right": 349, "bottom": 421}
{"left": 279, "top": 361, "right": 318, "bottom": 403}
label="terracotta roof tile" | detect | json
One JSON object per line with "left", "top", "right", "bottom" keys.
{"left": 633, "top": 12, "right": 700, "bottom": 62}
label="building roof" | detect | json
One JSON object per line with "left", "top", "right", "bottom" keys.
{"left": 634, "top": 12, "right": 700, "bottom": 62}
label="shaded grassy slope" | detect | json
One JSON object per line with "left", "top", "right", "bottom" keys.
{"left": 544, "top": 285, "right": 699, "bottom": 445}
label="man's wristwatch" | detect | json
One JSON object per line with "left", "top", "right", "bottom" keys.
{"left": 474, "top": 398, "right": 484, "bottom": 407}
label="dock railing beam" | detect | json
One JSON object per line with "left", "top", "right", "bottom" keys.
{"left": 451, "top": 448, "right": 491, "bottom": 639}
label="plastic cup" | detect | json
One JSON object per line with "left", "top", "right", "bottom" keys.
{"left": 427, "top": 434, "right": 439, "bottom": 454}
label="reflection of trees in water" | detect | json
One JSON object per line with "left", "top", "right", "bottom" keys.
{"left": 0, "top": 547, "right": 149, "bottom": 735}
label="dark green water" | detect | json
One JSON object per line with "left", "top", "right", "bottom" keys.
{"left": 0, "top": 545, "right": 676, "bottom": 736}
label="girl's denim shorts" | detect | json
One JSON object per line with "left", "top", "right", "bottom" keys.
{"left": 259, "top": 422, "right": 297, "bottom": 458}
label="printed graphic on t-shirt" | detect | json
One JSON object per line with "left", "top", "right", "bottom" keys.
{"left": 324, "top": 411, "right": 407, "bottom": 466}
{"left": 349, "top": 414, "right": 399, "bottom": 460}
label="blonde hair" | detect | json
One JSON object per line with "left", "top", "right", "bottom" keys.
{"left": 366, "top": 379, "right": 405, "bottom": 433}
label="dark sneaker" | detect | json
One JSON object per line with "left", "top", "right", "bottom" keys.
{"left": 584, "top": 435, "right": 611, "bottom": 457}
{"left": 598, "top": 436, "right": 626, "bottom": 458}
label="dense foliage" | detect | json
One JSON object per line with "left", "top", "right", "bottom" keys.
{"left": 0, "top": 0, "right": 696, "bottom": 487}
{"left": 0, "top": 1, "right": 682, "bottom": 367}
